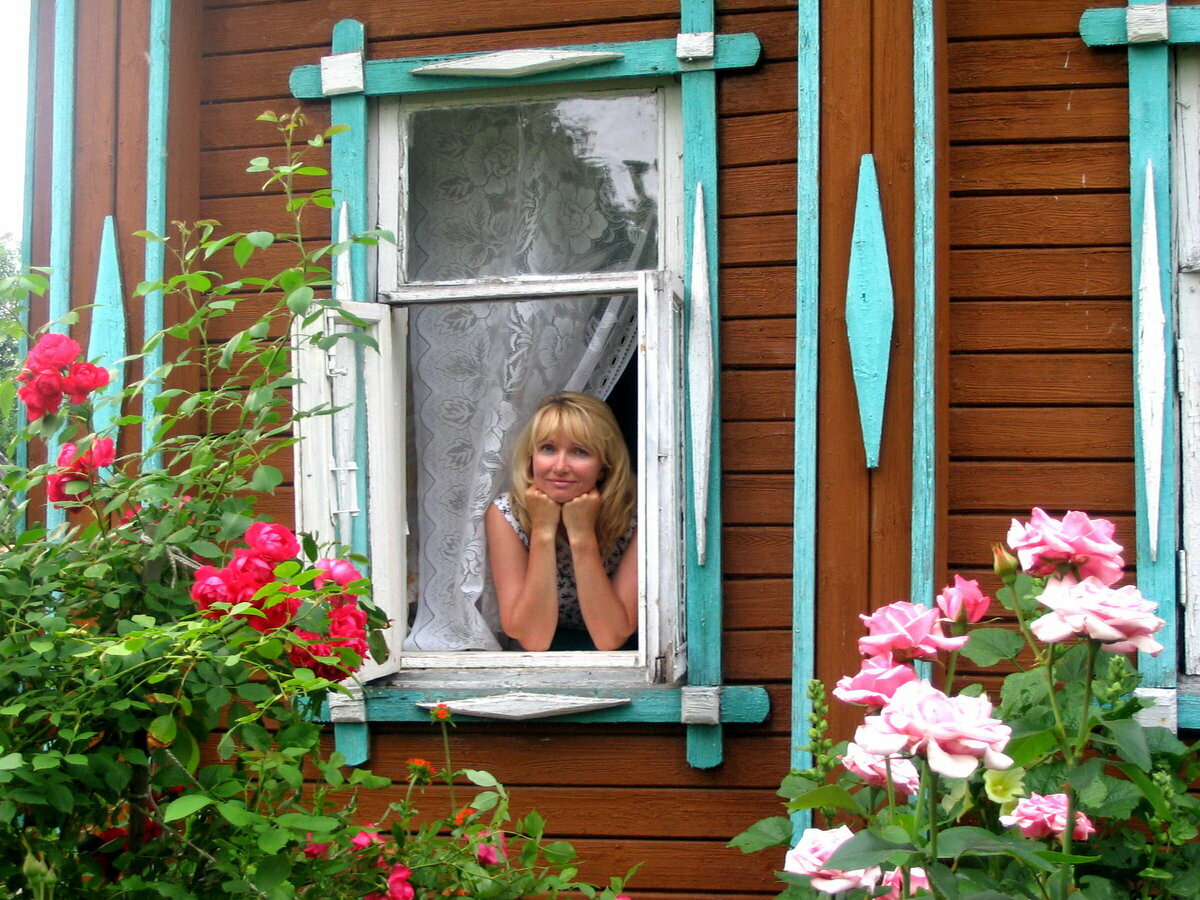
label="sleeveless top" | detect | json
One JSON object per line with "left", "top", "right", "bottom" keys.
{"left": 492, "top": 492, "right": 635, "bottom": 629}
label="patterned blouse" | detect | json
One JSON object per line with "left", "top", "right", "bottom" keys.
{"left": 491, "top": 492, "right": 635, "bottom": 629}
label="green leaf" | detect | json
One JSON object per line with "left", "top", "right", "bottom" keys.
{"left": 783, "top": 783, "right": 861, "bottom": 814}
{"left": 1105, "top": 717, "right": 1151, "bottom": 769}
{"left": 274, "top": 812, "right": 340, "bottom": 834}
{"left": 163, "top": 792, "right": 214, "bottom": 822}
{"left": 252, "top": 855, "right": 291, "bottom": 892}
{"left": 246, "top": 230, "right": 275, "bottom": 249}
{"left": 729, "top": 816, "right": 793, "bottom": 853}
{"left": 936, "top": 826, "right": 1056, "bottom": 872}
{"left": 217, "top": 801, "right": 261, "bottom": 828}
{"left": 233, "top": 237, "right": 255, "bottom": 268}
{"left": 961, "top": 627, "right": 1025, "bottom": 667}
{"left": 464, "top": 769, "right": 499, "bottom": 787}
{"left": 249, "top": 465, "right": 283, "bottom": 493}
{"left": 824, "top": 829, "right": 915, "bottom": 871}
{"left": 149, "top": 715, "right": 178, "bottom": 745}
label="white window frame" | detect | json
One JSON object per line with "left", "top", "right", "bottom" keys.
{"left": 296, "top": 81, "right": 688, "bottom": 689}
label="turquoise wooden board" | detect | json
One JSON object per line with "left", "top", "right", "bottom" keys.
{"left": 844, "top": 154, "right": 894, "bottom": 470}
{"left": 326, "top": 684, "right": 770, "bottom": 725}
{"left": 911, "top": 0, "right": 938, "bottom": 609}
{"left": 791, "top": 0, "right": 820, "bottom": 829}
{"left": 290, "top": 34, "right": 761, "bottom": 99}
{"left": 1081, "top": 6, "right": 1200, "bottom": 46}
{"left": 142, "top": 0, "right": 172, "bottom": 466}
{"left": 89, "top": 218, "right": 126, "bottom": 438}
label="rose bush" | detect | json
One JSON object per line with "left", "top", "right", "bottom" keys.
{"left": 0, "top": 112, "right": 635, "bottom": 899}
{"left": 734, "top": 509, "right": 1200, "bottom": 900}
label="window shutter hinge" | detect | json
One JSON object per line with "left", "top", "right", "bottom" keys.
{"left": 680, "top": 685, "right": 721, "bottom": 725}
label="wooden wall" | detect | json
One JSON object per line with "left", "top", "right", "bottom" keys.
{"left": 944, "top": 0, "right": 1136, "bottom": 691}
{"left": 29, "top": 0, "right": 1154, "bottom": 893}
{"left": 194, "top": 1, "right": 798, "bottom": 895}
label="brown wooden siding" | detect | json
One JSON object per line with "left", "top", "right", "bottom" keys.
{"left": 945, "top": 0, "right": 1135, "bottom": 687}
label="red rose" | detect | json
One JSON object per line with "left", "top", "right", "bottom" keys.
{"left": 244, "top": 522, "right": 300, "bottom": 562}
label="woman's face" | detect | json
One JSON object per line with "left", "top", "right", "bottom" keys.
{"left": 530, "top": 430, "right": 604, "bottom": 503}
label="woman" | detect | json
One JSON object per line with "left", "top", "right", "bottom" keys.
{"left": 486, "top": 392, "right": 638, "bottom": 651}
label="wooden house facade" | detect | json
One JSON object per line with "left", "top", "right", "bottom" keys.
{"left": 23, "top": 0, "right": 1194, "bottom": 895}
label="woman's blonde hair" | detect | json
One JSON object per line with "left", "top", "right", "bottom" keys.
{"left": 508, "top": 392, "right": 635, "bottom": 553}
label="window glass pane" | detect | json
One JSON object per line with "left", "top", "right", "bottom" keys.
{"left": 406, "top": 93, "right": 659, "bottom": 281}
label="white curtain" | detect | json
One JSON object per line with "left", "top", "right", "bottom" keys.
{"left": 400, "top": 94, "right": 657, "bottom": 650}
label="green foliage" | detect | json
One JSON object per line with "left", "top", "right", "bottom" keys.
{"left": 0, "top": 112, "right": 632, "bottom": 899}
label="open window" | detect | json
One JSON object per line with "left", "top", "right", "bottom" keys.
{"left": 288, "top": 22, "right": 769, "bottom": 766}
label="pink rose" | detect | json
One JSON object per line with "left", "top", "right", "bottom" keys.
{"left": 300, "top": 838, "right": 331, "bottom": 858}
{"left": 1007, "top": 508, "right": 1125, "bottom": 586}
{"left": 879, "top": 867, "right": 930, "bottom": 900}
{"left": 61, "top": 361, "right": 111, "bottom": 403}
{"left": 840, "top": 741, "right": 921, "bottom": 796}
{"left": 191, "top": 565, "right": 235, "bottom": 611}
{"left": 46, "top": 437, "right": 115, "bottom": 504}
{"left": 27, "top": 333, "right": 82, "bottom": 369}
{"left": 833, "top": 654, "right": 918, "bottom": 708}
{"left": 1000, "top": 792, "right": 1095, "bottom": 841}
{"left": 936, "top": 575, "right": 991, "bottom": 624}
{"left": 228, "top": 547, "right": 276, "bottom": 590}
{"left": 350, "top": 826, "right": 384, "bottom": 850}
{"left": 855, "top": 680, "right": 1013, "bottom": 779}
{"left": 316, "top": 557, "right": 362, "bottom": 588}
{"left": 783, "top": 825, "right": 880, "bottom": 894}
{"left": 17, "top": 368, "right": 66, "bottom": 420}
{"left": 244, "top": 522, "right": 300, "bottom": 562}
{"left": 1030, "top": 575, "right": 1164, "bottom": 655}
{"left": 858, "top": 601, "right": 968, "bottom": 661}
{"left": 384, "top": 863, "right": 415, "bottom": 900}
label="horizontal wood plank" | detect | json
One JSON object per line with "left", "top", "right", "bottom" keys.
{"left": 724, "top": 474, "right": 793, "bottom": 524}
{"left": 950, "top": 194, "right": 1129, "bottom": 247}
{"left": 949, "top": 406, "right": 1133, "bottom": 459}
{"left": 950, "top": 142, "right": 1128, "bottom": 194}
{"left": 723, "top": 317, "right": 796, "bottom": 367}
{"left": 721, "top": 112, "right": 797, "bottom": 167}
{"left": 949, "top": 300, "right": 1130, "bottom": 351}
{"left": 726, "top": 628, "right": 792, "bottom": 681}
{"left": 950, "top": 88, "right": 1128, "bottom": 143}
{"left": 720, "top": 266, "right": 796, "bottom": 318}
{"left": 950, "top": 248, "right": 1129, "bottom": 299}
{"left": 720, "top": 163, "right": 797, "bottom": 216}
{"left": 724, "top": 526, "right": 792, "bottom": 576}
{"left": 946, "top": 0, "right": 1126, "bottom": 40}
{"left": 950, "top": 353, "right": 1132, "bottom": 404}
{"left": 723, "top": 420, "right": 793, "bottom": 471}
{"left": 949, "top": 461, "right": 1134, "bottom": 513}
{"left": 724, "top": 577, "right": 792, "bottom": 630}
{"left": 948, "top": 37, "right": 1126, "bottom": 91}
{"left": 722, "top": 214, "right": 797, "bottom": 266}
{"left": 722, "top": 370, "right": 794, "bottom": 419}
{"left": 948, "top": 513, "right": 1137, "bottom": 567}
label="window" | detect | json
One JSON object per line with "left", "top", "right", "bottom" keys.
{"left": 296, "top": 82, "right": 686, "bottom": 687}
{"left": 288, "top": 25, "right": 770, "bottom": 765}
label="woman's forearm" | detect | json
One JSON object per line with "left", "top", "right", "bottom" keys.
{"left": 502, "top": 530, "right": 561, "bottom": 651}
{"left": 569, "top": 534, "right": 636, "bottom": 651}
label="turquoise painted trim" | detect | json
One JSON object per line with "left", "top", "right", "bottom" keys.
{"left": 1124, "top": 19, "right": 1177, "bottom": 691}
{"left": 330, "top": 21, "right": 369, "bottom": 306}
{"left": 326, "top": 20, "right": 373, "bottom": 764}
{"left": 334, "top": 722, "right": 370, "bottom": 767}
{"left": 290, "top": 34, "right": 761, "bottom": 99}
{"left": 845, "top": 154, "right": 894, "bottom": 470}
{"left": 911, "top": 0, "right": 937, "bottom": 609}
{"left": 1180, "top": 690, "right": 1200, "bottom": 730}
{"left": 46, "top": 0, "right": 77, "bottom": 532}
{"left": 680, "top": 0, "right": 725, "bottom": 771}
{"left": 17, "top": 0, "right": 41, "bottom": 528}
{"left": 49, "top": 0, "right": 75, "bottom": 331}
{"left": 792, "top": 0, "right": 820, "bottom": 812}
{"left": 89, "top": 218, "right": 126, "bottom": 437}
{"left": 325, "top": 684, "right": 771, "bottom": 725}
{"left": 1081, "top": 6, "right": 1200, "bottom": 46}
{"left": 141, "top": 0, "right": 172, "bottom": 467}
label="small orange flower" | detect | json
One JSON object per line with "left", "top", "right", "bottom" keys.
{"left": 453, "top": 806, "right": 474, "bottom": 826}
{"left": 431, "top": 703, "right": 451, "bottom": 722}
{"left": 405, "top": 757, "right": 437, "bottom": 783}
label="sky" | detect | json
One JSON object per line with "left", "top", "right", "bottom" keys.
{"left": 0, "top": 1, "right": 31, "bottom": 246}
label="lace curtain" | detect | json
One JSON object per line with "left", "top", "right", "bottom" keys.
{"left": 401, "top": 93, "right": 658, "bottom": 650}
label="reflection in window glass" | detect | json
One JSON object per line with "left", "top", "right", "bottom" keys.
{"left": 406, "top": 93, "right": 659, "bottom": 281}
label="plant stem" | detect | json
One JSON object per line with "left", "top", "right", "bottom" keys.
{"left": 440, "top": 717, "right": 457, "bottom": 811}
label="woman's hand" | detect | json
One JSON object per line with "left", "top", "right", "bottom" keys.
{"left": 562, "top": 489, "right": 602, "bottom": 543}
{"left": 525, "top": 486, "right": 561, "bottom": 538}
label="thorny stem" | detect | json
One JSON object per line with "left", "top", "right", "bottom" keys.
{"left": 440, "top": 716, "right": 457, "bottom": 811}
